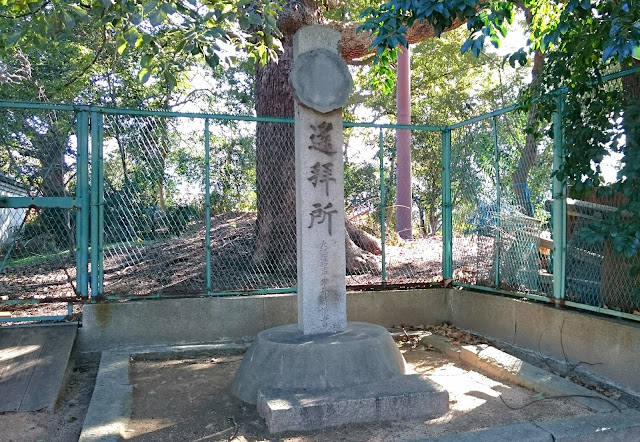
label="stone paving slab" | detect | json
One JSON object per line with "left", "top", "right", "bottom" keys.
{"left": 414, "top": 409, "right": 640, "bottom": 442}
{"left": 536, "top": 408, "right": 640, "bottom": 441}
{"left": 0, "top": 323, "right": 77, "bottom": 412}
{"left": 78, "top": 352, "right": 131, "bottom": 442}
{"left": 257, "top": 373, "right": 449, "bottom": 434}
{"left": 421, "top": 334, "right": 623, "bottom": 413}
{"left": 82, "top": 336, "right": 635, "bottom": 440}
{"left": 415, "top": 422, "right": 553, "bottom": 442}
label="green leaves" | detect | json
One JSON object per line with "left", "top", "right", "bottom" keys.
{"left": 360, "top": 0, "right": 521, "bottom": 78}
{"left": 359, "top": 0, "right": 640, "bottom": 263}
{"left": 506, "top": 48, "right": 527, "bottom": 68}
{"left": 117, "top": 34, "right": 128, "bottom": 55}
{"left": 612, "top": 233, "right": 640, "bottom": 259}
{"left": 148, "top": 8, "right": 166, "bottom": 26}
{"left": 0, "top": 0, "right": 284, "bottom": 89}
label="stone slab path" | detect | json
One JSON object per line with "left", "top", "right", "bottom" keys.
{"left": 0, "top": 322, "right": 77, "bottom": 412}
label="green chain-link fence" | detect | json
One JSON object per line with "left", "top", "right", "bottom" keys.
{"left": 450, "top": 112, "right": 552, "bottom": 296}
{"left": 1, "top": 66, "right": 639, "bottom": 323}
{"left": 0, "top": 105, "right": 83, "bottom": 321}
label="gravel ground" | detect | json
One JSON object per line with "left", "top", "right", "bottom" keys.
{"left": 0, "top": 352, "right": 99, "bottom": 442}
{"left": 124, "top": 342, "right": 592, "bottom": 441}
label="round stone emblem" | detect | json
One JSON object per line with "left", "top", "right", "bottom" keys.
{"left": 289, "top": 48, "right": 354, "bottom": 114}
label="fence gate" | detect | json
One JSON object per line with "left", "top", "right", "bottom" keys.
{"left": 0, "top": 105, "right": 96, "bottom": 322}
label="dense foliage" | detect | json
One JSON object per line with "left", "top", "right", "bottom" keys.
{"left": 0, "top": 0, "right": 281, "bottom": 89}
{"left": 360, "top": 0, "right": 640, "bottom": 272}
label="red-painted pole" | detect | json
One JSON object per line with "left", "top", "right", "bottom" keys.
{"left": 396, "top": 45, "right": 412, "bottom": 239}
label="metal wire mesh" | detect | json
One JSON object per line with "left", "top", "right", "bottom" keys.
{"left": 343, "top": 126, "right": 383, "bottom": 286}
{"left": 343, "top": 126, "right": 442, "bottom": 287}
{"left": 101, "top": 115, "right": 301, "bottom": 296}
{"left": 0, "top": 107, "right": 79, "bottom": 317}
{"left": 0, "top": 206, "right": 77, "bottom": 295}
{"left": 206, "top": 118, "right": 362, "bottom": 291}
{"left": 451, "top": 119, "right": 497, "bottom": 286}
{"left": 384, "top": 127, "right": 442, "bottom": 284}
{"left": 566, "top": 190, "right": 640, "bottom": 313}
{"left": 450, "top": 113, "right": 552, "bottom": 296}
{"left": 102, "top": 115, "right": 205, "bottom": 296}
{"left": 496, "top": 112, "right": 552, "bottom": 296}
{"left": 0, "top": 94, "right": 637, "bottom": 323}
{"left": 561, "top": 79, "right": 639, "bottom": 314}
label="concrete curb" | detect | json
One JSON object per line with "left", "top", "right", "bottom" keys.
{"left": 78, "top": 352, "right": 131, "bottom": 442}
{"left": 78, "top": 341, "right": 251, "bottom": 442}
{"left": 421, "top": 334, "right": 624, "bottom": 413}
{"left": 414, "top": 409, "right": 640, "bottom": 441}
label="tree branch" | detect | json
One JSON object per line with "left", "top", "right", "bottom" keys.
{"left": 324, "top": 17, "right": 467, "bottom": 62}
{"left": 171, "top": 88, "right": 214, "bottom": 108}
{"left": 62, "top": 28, "right": 107, "bottom": 88}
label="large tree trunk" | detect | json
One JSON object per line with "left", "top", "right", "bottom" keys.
{"left": 621, "top": 60, "right": 640, "bottom": 159}
{"left": 510, "top": 49, "right": 544, "bottom": 217}
{"left": 253, "top": 36, "right": 298, "bottom": 272}
{"left": 509, "top": 3, "right": 545, "bottom": 217}
{"left": 253, "top": 1, "right": 322, "bottom": 273}
{"left": 33, "top": 123, "right": 74, "bottom": 251}
{"left": 252, "top": 1, "right": 467, "bottom": 273}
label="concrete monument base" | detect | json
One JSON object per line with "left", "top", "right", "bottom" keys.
{"left": 230, "top": 322, "right": 449, "bottom": 433}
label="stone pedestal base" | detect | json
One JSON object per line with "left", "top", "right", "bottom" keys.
{"left": 230, "top": 322, "right": 449, "bottom": 433}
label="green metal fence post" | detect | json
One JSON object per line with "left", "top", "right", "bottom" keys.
{"left": 379, "top": 128, "right": 386, "bottom": 283}
{"left": 552, "top": 97, "right": 567, "bottom": 302}
{"left": 442, "top": 129, "right": 453, "bottom": 279}
{"left": 204, "top": 119, "right": 212, "bottom": 293}
{"left": 76, "top": 109, "right": 90, "bottom": 297}
{"left": 90, "top": 111, "right": 104, "bottom": 298}
{"left": 492, "top": 117, "right": 502, "bottom": 288}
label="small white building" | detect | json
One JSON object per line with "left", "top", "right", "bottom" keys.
{"left": 0, "top": 173, "right": 29, "bottom": 244}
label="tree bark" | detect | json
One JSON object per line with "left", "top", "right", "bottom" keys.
{"left": 253, "top": 1, "right": 320, "bottom": 271}
{"left": 346, "top": 218, "right": 381, "bottom": 255}
{"left": 511, "top": 5, "right": 544, "bottom": 217}
{"left": 326, "top": 18, "right": 466, "bottom": 63}
{"left": 345, "top": 232, "right": 380, "bottom": 274}
{"left": 621, "top": 60, "right": 640, "bottom": 159}
{"left": 252, "top": 2, "right": 467, "bottom": 271}
{"left": 510, "top": 49, "right": 544, "bottom": 217}
{"left": 33, "top": 122, "right": 74, "bottom": 251}
{"left": 253, "top": 35, "right": 298, "bottom": 271}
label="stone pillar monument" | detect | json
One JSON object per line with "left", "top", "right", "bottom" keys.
{"left": 230, "top": 25, "right": 448, "bottom": 434}
{"left": 290, "top": 26, "right": 351, "bottom": 335}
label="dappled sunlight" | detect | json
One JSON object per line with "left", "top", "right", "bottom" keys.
{"left": 407, "top": 357, "right": 457, "bottom": 374}
{"left": 477, "top": 347, "right": 525, "bottom": 374}
{"left": 193, "top": 434, "right": 253, "bottom": 442}
{"left": 126, "top": 345, "right": 594, "bottom": 440}
{"left": 0, "top": 345, "right": 45, "bottom": 379}
{"left": 1, "top": 356, "right": 42, "bottom": 378}
{"left": 182, "top": 356, "right": 243, "bottom": 372}
{"left": 406, "top": 347, "right": 518, "bottom": 418}
{"left": 0, "top": 344, "right": 40, "bottom": 362}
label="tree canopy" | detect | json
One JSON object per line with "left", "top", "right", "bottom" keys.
{"left": 0, "top": 0, "right": 282, "bottom": 92}
{"left": 360, "top": 0, "right": 640, "bottom": 265}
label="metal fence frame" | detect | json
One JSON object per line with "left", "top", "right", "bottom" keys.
{"left": 1, "top": 64, "right": 639, "bottom": 323}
